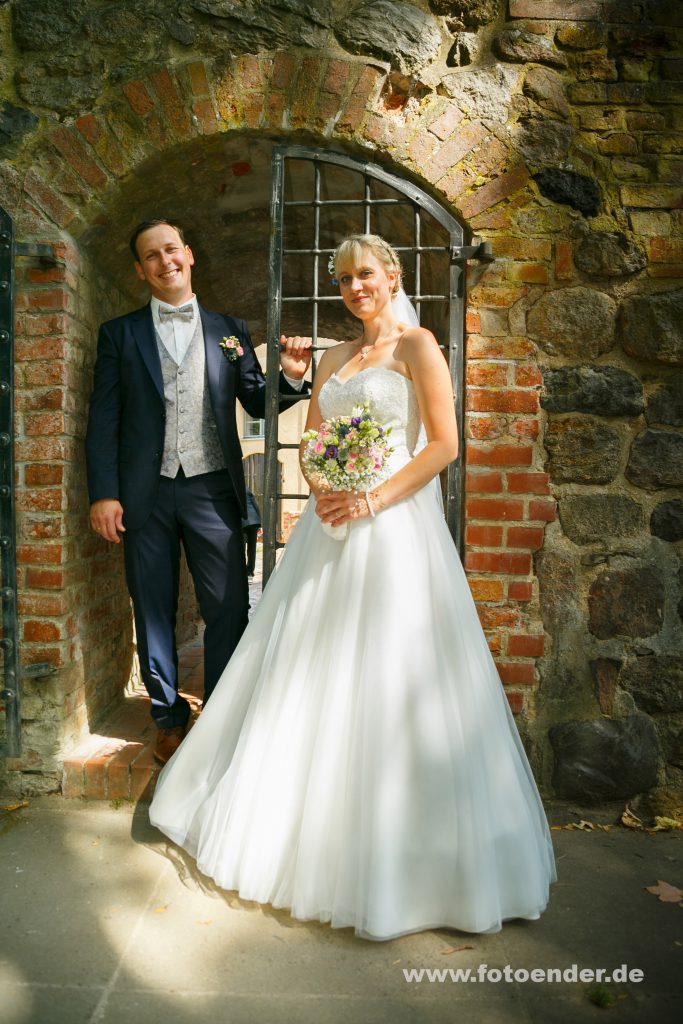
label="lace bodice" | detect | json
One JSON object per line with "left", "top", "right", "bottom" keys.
{"left": 318, "top": 369, "right": 423, "bottom": 469}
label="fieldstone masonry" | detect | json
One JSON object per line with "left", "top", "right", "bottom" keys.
{"left": 0, "top": 0, "right": 681, "bottom": 804}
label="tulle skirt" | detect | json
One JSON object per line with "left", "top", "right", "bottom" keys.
{"left": 149, "top": 481, "right": 556, "bottom": 940}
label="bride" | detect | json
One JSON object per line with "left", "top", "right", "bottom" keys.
{"left": 149, "top": 233, "right": 556, "bottom": 940}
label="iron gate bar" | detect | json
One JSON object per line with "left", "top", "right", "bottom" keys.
{"left": 0, "top": 206, "right": 20, "bottom": 757}
{"left": 447, "top": 249, "right": 465, "bottom": 545}
{"left": 264, "top": 145, "right": 471, "bottom": 585}
{"left": 414, "top": 204, "right": 421, "bottom": 322}
{"left": 311, "top": 162, "right": 320, "bottom": 373}
{"left": 281, "top": 295, "right": 448, "bottom": 303}
{"left": 283, "top": 198, "right": 415, "bottom": 207}
{"left": 263, "top": 148, "right": 286, "bottom": 579}
{"left": 283, "top": 245, "right": 453, "bottom": 254}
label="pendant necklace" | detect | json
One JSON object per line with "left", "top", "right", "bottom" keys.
{"left": 359, "top": 334, "right": 375, "bottom": 361}
{"left": 359, "top": 321, "right": 398, "bottom": 361}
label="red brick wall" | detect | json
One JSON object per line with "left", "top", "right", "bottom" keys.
{"left": 10, "top": 241, "right": 130, "bottom": 778}
{"left": 461, "top": 301, "right": 551, "bottom": 716}
{"left": 10, "top": 238, "right": 200, "bottom": 787}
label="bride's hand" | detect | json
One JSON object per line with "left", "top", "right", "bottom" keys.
{"left": 315, "top": 490, "right": 371, "bottom": 526}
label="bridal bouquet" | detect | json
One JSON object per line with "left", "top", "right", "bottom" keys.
{"left": 302, "top": 404, "right": 393, "bottom": 538}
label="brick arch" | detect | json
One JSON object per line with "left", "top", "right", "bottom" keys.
{"left": 10, "top": 51, "right": 552, "bottom": 794}
{"left": 21, "top": 53, "right": 533, "bottom": 239}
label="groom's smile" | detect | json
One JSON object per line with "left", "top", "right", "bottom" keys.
{"left": 134, "top": 223, "right": 195, "bottom": 304}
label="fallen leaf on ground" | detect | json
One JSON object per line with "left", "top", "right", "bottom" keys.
{"left": 645, "top": 880, "right": 683, "bottom": 903}
{"left": 649, "top": 816, "right": 683, "bottom": 832}
{"left": 2, "top": 801, "right": 29, "bottom": 812}
{"left": 624, "top": 806, "right": 683, "bottom": 832}
{"left": 621, "top": 806, "right": 643, "bottom": 829}
{"left": 552, "top": 820, "right": 611, "bottom": 832}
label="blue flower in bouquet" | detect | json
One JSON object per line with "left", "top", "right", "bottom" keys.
{"left": 325, "top": 445, "right": 339, "bottom": 459}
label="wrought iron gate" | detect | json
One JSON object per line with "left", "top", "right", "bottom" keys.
{"left": 263, "top": 146, "right": 489, "bottom": 584}
{"left": 0, "top": 207, "right": 20, "bottom": 756}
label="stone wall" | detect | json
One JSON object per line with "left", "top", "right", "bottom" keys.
{"left": 0, "top": 0, "right": 681, "bottom": 800}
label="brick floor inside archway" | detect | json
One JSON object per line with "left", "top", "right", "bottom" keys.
{"left": 62, "top": 553, "right": 264, "bottom": 801}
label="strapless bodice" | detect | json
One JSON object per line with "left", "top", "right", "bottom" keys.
{"left": 318, "top": 368, "right": 423, "bottom": 466}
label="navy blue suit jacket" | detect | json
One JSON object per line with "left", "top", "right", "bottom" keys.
{"left": 85, "top": 302, "right": 304, "bottom": 529}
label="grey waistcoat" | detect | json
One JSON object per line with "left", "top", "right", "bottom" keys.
{"left": 156, "top": 317, "right": 226, "bottom": 478}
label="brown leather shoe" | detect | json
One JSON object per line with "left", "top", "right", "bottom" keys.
{"left": 153, "top": 725, "right": 186, "bottom": 766}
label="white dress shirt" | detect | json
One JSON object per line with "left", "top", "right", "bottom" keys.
{"left": 151, "top": 295, "right": 199, "bottom": 365}
{"left": 150, "top": 294, "right": 303, "bottom": 388}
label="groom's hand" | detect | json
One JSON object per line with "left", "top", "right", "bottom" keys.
{"left": 280, "top": 334, "right": 312, "bottom": 380}
{"left": 90, "top": 499, "right": 126, "bottom": 543}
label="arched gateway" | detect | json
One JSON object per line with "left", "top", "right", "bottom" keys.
{"left": 1, "top": 50, "right": 556, "bottom": 796}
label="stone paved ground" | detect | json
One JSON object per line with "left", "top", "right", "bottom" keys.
{"left": 3, "top": 549, "right": 683, "bottom": 1023}
{"left": 0, "top": 796, "right": 681, "bottom": 1024}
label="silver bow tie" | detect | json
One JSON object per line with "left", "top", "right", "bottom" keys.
{"left": 158, "top": 303, "right": 194, "bottom": 321}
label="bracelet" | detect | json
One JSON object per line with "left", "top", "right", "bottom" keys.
{"left": 365, "top": 491, "right": 376, "bottom": 518}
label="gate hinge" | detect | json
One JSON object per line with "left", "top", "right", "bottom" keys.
{"left": 450, "top": 241, "right": 494, "bottom": 263}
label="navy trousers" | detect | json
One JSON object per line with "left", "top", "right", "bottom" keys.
{"left": 122, "top": 468, "right": 249, "bottom": 729}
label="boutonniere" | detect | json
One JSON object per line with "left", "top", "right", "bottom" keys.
{"left": 220, "top": 335, "right": 244, "bottom": 362}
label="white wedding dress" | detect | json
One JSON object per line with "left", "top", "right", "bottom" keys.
{"left": 149, "top": 368, "right": 556, "bottom": 940}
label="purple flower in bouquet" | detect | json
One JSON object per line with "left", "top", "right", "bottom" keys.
{"left": 302, "top": 403, "right": 394, "bottom": 494}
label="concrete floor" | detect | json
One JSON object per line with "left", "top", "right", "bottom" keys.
{"left": 0, "top": 796, "right": 681, "bottom": 1024}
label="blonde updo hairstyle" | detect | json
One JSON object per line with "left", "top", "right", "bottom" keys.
{"left": 332, "top": 234, "right": 403, "bottom": 297}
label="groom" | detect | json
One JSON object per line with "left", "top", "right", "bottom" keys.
{"left": 85, "top": 219, "right": 311, "bottom": 764}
